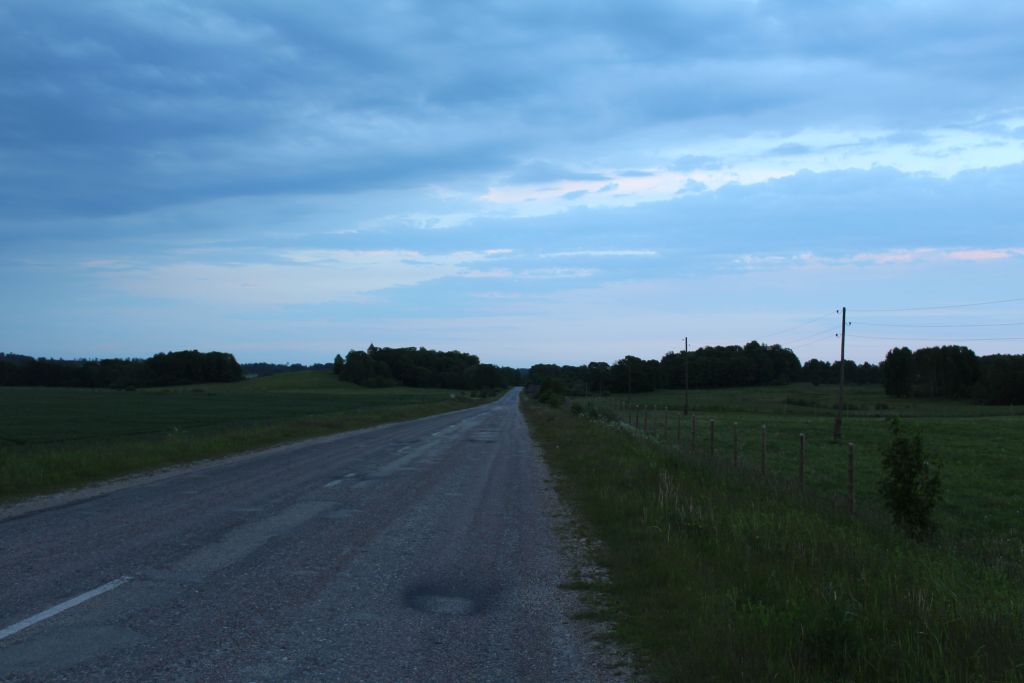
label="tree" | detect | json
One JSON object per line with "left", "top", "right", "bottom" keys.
{"left": 341, "top": 350, "right": 375, "bottom": 384}
{"left": 611, "top": 356, "right": 655, "bottom": 393}
{"left": 882, "top": 347, "right": 913, "bottom": 397}
{"left": 974, "top": 354, "right": 1024, "bottom": 405}
{"left": 586, "top": 362, "right": 610, "bottom": 393}
{"left": 336, "top": 345, "right": 515, "bottom": 390}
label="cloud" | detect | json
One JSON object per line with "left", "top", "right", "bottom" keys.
{"left": 675, "top": 179, "right": 709, "bottom": 194}
{"left": 672, "top": 155, "right": 722, "bottom": 171}
{"left": 849, "top": 247, "right": 1024, "bottom": 265}
{"left": 541, "top": 249, "right": 657, "bottom": 258}
{"left": 4, "top": 0, "right": 1023, "bottom": 231}
{"left": 947, "top": 248, "right": 1023, "bottom": 261}
{"left": 766, "top": 142, "right": 813, "bottom": 156}
{"left": 504, "top": 161, "right": 609, "bottom": 185}
{"left": 95, "top": 249, "right": 509, "bottom": 305}
{"left": 520, "top": 267, "right": 596, "bottom": 279}
{"left": 5, "top": 3, "right": 1024, "bottom": 364}
{"left": 82, "top": 259, "right": 134, "bottom": 270}
{"left": 850, "top": 248, "right": 938, "bottom": 265}
{"left": 732, "top": 246, "right": 1024, "bottom": 269}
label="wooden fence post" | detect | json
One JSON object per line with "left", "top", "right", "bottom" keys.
{"left": 760, "top": 424, "right": 767, "bottom": 476}
{"left": 733, "top": 422, "right": 738, "bottom": 467}
{"left": 690, "top": 415, "right": 696, "bottom": 455}
{"left": 848, "top": 442, "right": 855, "bottom": 515}
{"left": 798, "top": 433, "right": 805, "bottom": 493}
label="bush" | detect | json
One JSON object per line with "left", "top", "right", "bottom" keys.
{"left": 879, "top": 418, "right": 942, "bottom": 539}
{"left": 537, "top": 377, "right": 566, "bottom": 407}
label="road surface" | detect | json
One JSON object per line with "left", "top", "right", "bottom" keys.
{"left": 0, "top": 388, "right": 618, "bottom": 681}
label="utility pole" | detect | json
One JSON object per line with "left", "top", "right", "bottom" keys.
{"left": 683, "top": 336, "right": 689, "bottom": 416}
{"left": 833, "top": 306, "right": 847, "bottom": 441}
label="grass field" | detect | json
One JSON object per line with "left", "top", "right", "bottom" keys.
{"left": 588, "top": 383, "right": 1024, "bottom": 577}
{"left": 524, "top": 387, "right": 1024, "bottom": 681}
{"left": 0, "top": 371, "right": 493, "bottom": 500}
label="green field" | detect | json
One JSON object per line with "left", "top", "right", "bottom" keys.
{"left": 525, "top": 386, "right": 1024, "bottom": 681}
{"left": 0, "top": 371, "right": 492, "bottom": 500}
{"left": 588, "top": 383, "right": 1024, "bottom": 575}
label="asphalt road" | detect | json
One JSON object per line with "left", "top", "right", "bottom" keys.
{"left": 0, "top": 388, "right": 616, "bottom": 682}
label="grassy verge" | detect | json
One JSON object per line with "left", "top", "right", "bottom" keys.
{"left": 0, "top": 371, "right": 499, "bottom": 501}
{"left": 523, "top": 396, "right": 1024, "bottom": 681}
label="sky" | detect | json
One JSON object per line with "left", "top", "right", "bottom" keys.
{"left": 2, "top": 0, "right": 1023, "bottom": 368}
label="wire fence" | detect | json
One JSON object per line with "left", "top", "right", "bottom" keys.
{"left": 591, "top": 399, "right": 880, "bottom": 520}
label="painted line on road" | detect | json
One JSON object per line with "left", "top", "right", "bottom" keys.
{"left": 345, "top": 472, "right": 357, "bottom": 478}
{"left": 0, "top": 576, "right": 132, "bottom": 642}
{"left": 324, "top": 479, "right": 344, "bottom": 488}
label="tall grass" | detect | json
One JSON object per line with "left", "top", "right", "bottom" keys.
{"left": 523, "top": 397, "right": 1024, "bottom": 681}
{"left": 593, "top": 384, "right": 1024, "bottom": 582}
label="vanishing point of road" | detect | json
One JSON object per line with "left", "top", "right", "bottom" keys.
{"left": 0, "top": 388, "right": 619, "bottom": 681}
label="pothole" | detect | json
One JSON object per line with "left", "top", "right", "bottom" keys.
{"left": 403, "top": 582, "right": 487, "bottom": 616}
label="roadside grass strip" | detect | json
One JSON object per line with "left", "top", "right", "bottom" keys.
{"left": 523, "top": 398, "right": 1024, "bottom": 681}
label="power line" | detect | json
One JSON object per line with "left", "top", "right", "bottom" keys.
{"left": 763, "top": 312, "right": 835, "bottom": 339}
{"left": 857, "top": 296, "right": 1024, "bottom": 313}
{"left": 790, "top": 329, "right": 839, "bottom": 348}
{"left": 787, "top": 327, "right": 837, "bottom": 345}
{"left": 849, "top": 334, "right": 1024, "bottom": 342}
{"left": 851, "top": 321, "right": 1019, "bottom": 329}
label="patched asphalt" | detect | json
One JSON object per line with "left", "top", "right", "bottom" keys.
{"left": 0, "top": 388, "right": 625, "bottom": 682}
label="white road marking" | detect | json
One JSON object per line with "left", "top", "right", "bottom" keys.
{"left": 0, "top": 576, "right": 132, "bottom": 642}
{"left": 324, "top": 479, "right": 344, "bottom": 488}
{"left": 345, "top": 472, "right": 357, "bottom": 478}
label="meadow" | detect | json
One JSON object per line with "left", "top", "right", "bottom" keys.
{"left": 524, "top": 384, "right": 1024, "bottom": 681}
{"left": 591, "top": 383, "right": 1024, "bottom": 575}
{"left": 0, "top": 371, "right": 490, "bottom": 500}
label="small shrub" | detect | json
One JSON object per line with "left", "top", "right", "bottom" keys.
{"left": 537, "top": 378, "right": 566, "bottom": 407}
{"left": 879, "top": 418, "right": 942, "bottom": 539}
{"left": 540, "top": 392, "right": 564, "bottom": 408}
{"left": 570, "top": 402, "right": 585, "bottom": 416}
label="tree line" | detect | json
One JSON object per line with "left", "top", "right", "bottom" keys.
{"left": 333, "top": 345, "right": 521, "bottom": 390}
{"left": 240, "top": 361, "right": 331, "bottom": 377}
{"left": 882, "top": 345, "right": 1024, "bottom": 404}
{"left": 0, "top": 350, "right": 243, "bottom": 389}
{"left": 526, "top": 341, "right": 881, "bottom": 394}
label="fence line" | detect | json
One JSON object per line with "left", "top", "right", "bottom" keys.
{"left": 606, "top": 398, "right": 861, "bottom": 516}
